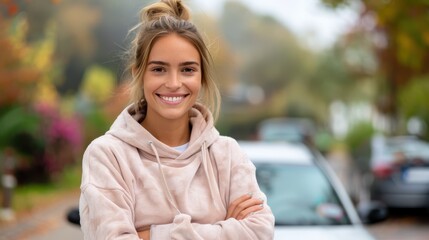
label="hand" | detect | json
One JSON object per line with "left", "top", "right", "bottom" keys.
{"left": 137, "top": 226, "right": 150, "bottom": 240}
{"left": 226, "top": 193, "right": 264, "bottom": 220}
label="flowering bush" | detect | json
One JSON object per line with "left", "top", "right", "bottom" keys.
{"left": 0, "top": 103, "right": 83, "bottom": 183}
{"left": 0, "top": 16, "right": 84, "bottom": 183}
{"left": 34, "top": 103, "right": 83, "bottom": 180}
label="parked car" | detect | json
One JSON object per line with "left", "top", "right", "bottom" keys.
{"left": 370, "top": 135, "right": 429, "bottom": 208}
{"left": 239, "top": 140, "right": 387, "bottom": 240}
{"left": 257, "top": 117, "right": 316, "bottom": 145}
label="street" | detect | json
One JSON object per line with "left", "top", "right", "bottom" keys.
{"left": 0, "top": 192, "right": 83, "bottom": 240}
{"left": 368, "top": 208, "right": 429, "bottom": 240}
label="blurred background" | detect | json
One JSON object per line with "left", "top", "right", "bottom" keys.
{"left": 0, "top": 0, "right": 429, "bottom": 239}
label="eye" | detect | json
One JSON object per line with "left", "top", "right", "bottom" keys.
{"left": 151, "top": 66, "right": 165, "bottom": 72}
{"left": 182, "top": 67, "right": 196, "bottom": 73}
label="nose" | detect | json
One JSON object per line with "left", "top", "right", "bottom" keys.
{"left": 165, "top": 72, "right": 182, "bottom": 89}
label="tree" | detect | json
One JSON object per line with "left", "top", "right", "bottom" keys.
{"left": 216, "top": 1, "right": 329, "bottom": 138}
{"left": 0, "top": 14, "right": 83, "bottom": 183}
{"left": 399, "top": 76, "right": 429, "bottom": 138}
{"left": 220, "top": 1, "right": 311, "bottom": 96}
{"left": 322, "top": 0, "right": 429, "bottom": 134}
{"left": 0, "top": 16, "right": 40, "bottom": 107}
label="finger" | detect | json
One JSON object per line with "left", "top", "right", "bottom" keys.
{"left": 231, "top": 198, "right": 263, "bottom": 219}
{"left": 226, "top": 194, "right": 252, "bottom": 219}
{"left": 230, "top": 198, "right": 264, "bottom": 219}
{"left": 236, "top": 204, "right": 264, "bottom": 220}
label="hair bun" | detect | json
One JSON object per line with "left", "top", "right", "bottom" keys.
{"left": 142, "top": 0, "right": 190, "bottom": 22}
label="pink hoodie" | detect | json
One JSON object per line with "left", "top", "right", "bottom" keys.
{"left": 79, "top": 103, "right": 274, "bottom": 239}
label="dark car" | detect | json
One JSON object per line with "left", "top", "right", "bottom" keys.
{"left": 370, "top": 135, "right": 429, "bottom": 208}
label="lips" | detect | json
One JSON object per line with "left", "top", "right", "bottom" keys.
{"left": 157, "top": 94, "right": 188, "bottom": 104}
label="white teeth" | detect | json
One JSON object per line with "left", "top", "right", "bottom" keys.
{"left": 161, "top": 96, "right": 183, "bottom": 102}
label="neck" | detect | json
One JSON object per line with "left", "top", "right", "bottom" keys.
{"left": 142, "top": 115, "right": 190, "bottom": 147}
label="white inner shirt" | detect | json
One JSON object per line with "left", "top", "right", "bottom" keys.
{"left": 173, "top": 142, "right": 189, "bottom": 153}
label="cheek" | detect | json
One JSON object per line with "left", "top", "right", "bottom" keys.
{"left": 193, "top": 75, "right": 203, "bottom": 92}
{"left": 142, "top": 82, "right": 156, "bottom": 102}
{"left": 194, "top": 79, "right": 202, "bottom": 91}
{"left": 142, "top": 75, "right": 156, "bottom": 93}
{"left": 191, "top": 81, "right": 202, "bottom": 97}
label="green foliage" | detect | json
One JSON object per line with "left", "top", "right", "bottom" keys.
{"left": 314, "top": 129, "right": 335, "bottom": 153}
{"left": 218, "top": 103, "right": 276, "bottom": 140}
{"left": 321, "top": 0, "right": 352, "bottom": 8}
{"left": 0, "top": 14, "right": 85, "bottom": 184}
{"left": 13, "top": 163, "right": 81, "bottom": 212}
{"left": 82, "top": 109, "right": 111, "bottom": 144}
{"left": 0, "top": 106, "right": 42, "bottom": 151}
{"left": 344, "top": 121, "right": 375, "bottom": 157}
{"left": 220, "top": 1, "right": 312, "bottom": 95}
{"left": 322, "top": 0, "right": 429, "bottom": 135}
{"left": 217, "top": 1, "right": 336, "bottom": 133}
{"left": 81, "top": 64, "right": 116, "bottom": 104}
{"left": 342, "top": 121, "right": 376, "bottom": 174}
{"left": 399, "top": 75, "right": 429, "bottom": 137}
{"left": 322, "top": 0, "right": 429, "bottom": 58}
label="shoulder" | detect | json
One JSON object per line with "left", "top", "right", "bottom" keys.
{"left": 210, "top": 135, "right": 248, "bottom": 164}
{"left": 86, "top": 134, "right": 121, "bottom": 152}
{"left": 81, "top": 134, "right": 135, "bottom": 183}
{"left": 211, "top": 135, "right": 241, "bottom": 151}
{"left": 83, "top": 133, "right": 131, "bottom": 164}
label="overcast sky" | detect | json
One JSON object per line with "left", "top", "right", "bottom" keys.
{"left": 191, "top": 0, "right": 359, "bottom": 49}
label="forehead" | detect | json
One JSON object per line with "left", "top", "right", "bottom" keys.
{"left": 149, "top": 34, "right": 200, "bottom": 62}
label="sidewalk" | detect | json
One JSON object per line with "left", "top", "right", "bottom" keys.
{"left": 0, "top": 191, "right": 83, "bottom": 240}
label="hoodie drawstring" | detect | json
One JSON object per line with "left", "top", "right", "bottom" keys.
{"left": 148, "top": 141, "right": 182, "bottom": 215}
{"left": 201, "top": 142, "right": 223, "bottom": 210}
{"left": 148, "top": 141, "right": 223, "bottom": 215}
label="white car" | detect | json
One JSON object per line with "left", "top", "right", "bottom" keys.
{"left": 239, "top": 141, "right": 386, "bottom": 240}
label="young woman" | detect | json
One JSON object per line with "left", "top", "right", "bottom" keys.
{"left": 79, "top": 0, "right": 275, "bottom": 239}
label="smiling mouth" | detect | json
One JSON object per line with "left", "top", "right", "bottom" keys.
{"left": 157, "top": 94, "right": 188, "bottom": 104}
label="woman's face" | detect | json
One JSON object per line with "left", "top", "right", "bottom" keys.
{"left": 142, "top": 33, "right": 202, "bottom": 123}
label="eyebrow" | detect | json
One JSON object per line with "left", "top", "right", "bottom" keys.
{"left": 147, "top": 61, "right": 200, "bottom": 66}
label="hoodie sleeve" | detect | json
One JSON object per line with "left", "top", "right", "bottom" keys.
{"left": 79, "top": 139, "right": 140, "bottom": 240}
{"left": 149, "top": 138, "right": 275, "bottom": 240}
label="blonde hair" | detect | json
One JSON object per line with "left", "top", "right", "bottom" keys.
{"left": 126, "top": 0, "right": 221, "bottom": 121}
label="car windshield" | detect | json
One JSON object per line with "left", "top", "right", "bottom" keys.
{"left": 255, "top": 163, "right": 351, "bottom": 226}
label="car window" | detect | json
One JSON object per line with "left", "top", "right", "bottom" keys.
{"left": 259, "top": 124, "right": 303, "bottom": 142}
{"left": 385, "top": 139, "right": 429, "bottom": 159}
{"left": 255, "top": 163, "right": 351, "bottom": 226}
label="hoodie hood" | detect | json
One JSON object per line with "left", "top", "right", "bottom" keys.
{"left": 107, "top": 102, "right": 220, "bottom": 163}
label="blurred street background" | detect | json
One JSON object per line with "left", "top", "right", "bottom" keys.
{"left": 1, "top": 0, "right": 429, "bottom": 239}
